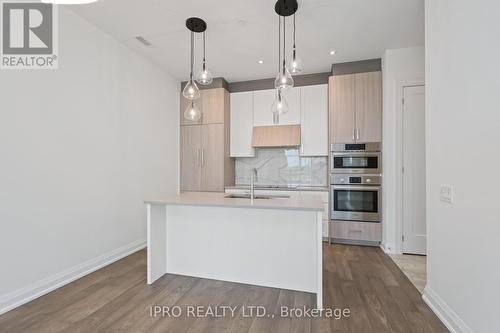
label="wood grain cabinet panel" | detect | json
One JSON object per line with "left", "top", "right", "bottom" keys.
{"left": 180, "top": 125, "right": 202, "bottom": 191}
{"left": 329, "top": 75, "right": 356, "bottom": 143}
{"left": 201, "top": 88, "right": 225, "bottom": 124}
{"left": 180, "top": 88, "right": 233, "bottom": 192}
{"left": 201, "top": 124, "right": 225, "bottom": 192}
{"left": 355, "top": 71, "right": 382, "bottom": 142}
{"left": 329, "top": 71, "right": 382, "bottom": 144}
{"left": 332, "top": 221, "right": 381, "bottom": 242}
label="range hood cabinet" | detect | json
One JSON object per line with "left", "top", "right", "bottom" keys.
{"left": 251, "top": 125, "right": 301, "bottom": 148}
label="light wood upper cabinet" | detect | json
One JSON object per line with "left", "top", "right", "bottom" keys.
{"left": 180, "top": 125, "right": 202, "bottom": 191}
{"left": 180, "top": 88, "right": 226, "bottom": 125}
{"left": 355, "top": 72, "right": 382, "bottom": 142}
{"left": 300, "top": 84, "right": 328, "bottom": 156}
{"left": 329, "top": 71, "right": 382, "bottom": 144}
{"left": 180, "top": 88, "right": 234, "bottom": 192}
{"left": 230, "top": 92, "right": 255, "bottom": 157}
{"left": 329, "top": 75, "right": 356, "bottom": 143}
{"left": 201, "top": 88, "right": 225, "bottom": 124}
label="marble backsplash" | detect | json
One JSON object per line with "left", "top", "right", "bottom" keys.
{"left": 235, "top": 148, "right": 328, "bottom": 187}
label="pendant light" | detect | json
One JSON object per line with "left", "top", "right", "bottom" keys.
{"left": 196, "top": 31, "right": 213, "bottom": 85}
{"left": 290, "top": 14, "right": 303, "bottom": 74}
{"left": 271, "top": 89, "right": 290, "bottom": 122}
{"left": 274, "top": 15, "right": 294, "bottom": 90}
{"left": 182, "top": 28, "right": 200, "bottom": 100}
{"left": 184, "top": 101, "right": 202, "bottom": 121}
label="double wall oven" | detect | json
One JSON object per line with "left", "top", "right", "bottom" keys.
{"left": 330, "top": 143, "right": 382, "bottom": 223}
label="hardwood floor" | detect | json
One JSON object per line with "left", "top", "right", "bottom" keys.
{"left": 0, "top": 245, "right": 448, "bottom": 333}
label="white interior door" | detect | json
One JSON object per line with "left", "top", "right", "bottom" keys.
{"left": 402, "top": 85, "right": 426, "bottom": 255}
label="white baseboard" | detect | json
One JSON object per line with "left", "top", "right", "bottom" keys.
{"left": 380, "top": 242, "right": 401, "bottom": 254}
{"left": 422, "top": 286, "right": 473, "bottom": 333}
{"left": 0, "top": 239, "right": 146, "bottom": 316}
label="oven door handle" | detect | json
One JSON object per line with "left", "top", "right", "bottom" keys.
{"left": 332, "top": 185, "right": 381, "bottom": 191}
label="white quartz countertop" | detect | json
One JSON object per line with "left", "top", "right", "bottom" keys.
{"left": 145, "top": 192, "right": 324, "bottom": 212}
{"left": 225, "top": 185, "right": 329, "bottom": 192}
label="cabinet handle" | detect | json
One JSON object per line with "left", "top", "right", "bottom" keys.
{"left": 197, "top": 148, "right": 201, "bottom": 167}
{"left": 201, "top": 148, "right": 205, "bottom": 167}
{"left": 348, "top": 229, "right": 363, "bottom": 233}
{"left": 356, "top": 129, "right": 360, "bottom": 141}
{"left": 352, "top": 129, "right": 355, "bottom": 141}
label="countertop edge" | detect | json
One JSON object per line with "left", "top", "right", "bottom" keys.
{"left": 144, "top": 200, "right": 324, "bottom": 212}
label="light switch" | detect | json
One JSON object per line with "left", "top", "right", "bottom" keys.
{"left": 440, "top": 185, "right": 453, "bottom": 203}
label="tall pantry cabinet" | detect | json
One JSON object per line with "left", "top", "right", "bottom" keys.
{"left": 180, "top": 88, "right": 234, "bottom": 192}
{"left": 329, "top": 71, "right": 382, "bottom": 143}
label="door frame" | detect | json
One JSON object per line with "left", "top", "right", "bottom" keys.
{"left": 395, "top": 79, "right": 425, "bottom": 254}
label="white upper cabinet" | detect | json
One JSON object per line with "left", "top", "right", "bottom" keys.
{"left": 230, "top": 92, "right": 255, "bottom": 157}
{"left": 300, "top": 84, "right": 328, "bottom": 156}
{"left": 253, "top": 89, "right": 276, "bottom": 126}
{"left": 279, "top": 87, "right": 301, "bottom": 125}
{"left": 230, "top": 85, "right": 328, "bottom": 157}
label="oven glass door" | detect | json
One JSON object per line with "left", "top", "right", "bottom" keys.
{"left": 333, "top": 156, "right": 379, "bottom": 170}
{"left": 332, "top": 185, "right": 381, "bottom": 222}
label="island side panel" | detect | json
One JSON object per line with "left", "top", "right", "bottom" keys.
{"left": 165, "top": 205, "right": 319, "bottom": 294}
{"left": 147, "top": 203, "right": 167, "bottom": 284}
{"left": 316, "top": 211, "right": 323, "bottom": 310}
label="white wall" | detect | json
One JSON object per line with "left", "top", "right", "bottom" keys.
{"left": 0, "top": 7, "right": 179, "bottom": 313}
{"left": 382, "top": 47, "right": 425, "bottom": 253}
{"left": 424, "top": 1, "right": 500, "bottom": 332}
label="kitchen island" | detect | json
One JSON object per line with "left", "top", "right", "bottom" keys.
{"left": 145, "top": 192, "right": 324, "bottom": 309}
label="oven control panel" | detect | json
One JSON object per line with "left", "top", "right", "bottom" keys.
{"left": 331, "top": 175, "right": 382, "bottom": 185}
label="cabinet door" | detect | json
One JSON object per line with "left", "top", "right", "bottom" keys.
{"left": 355, "top": 72, "right": 382, "bottom": 142}
{"left": 180, "top": 125, "right": 201, "bottom": 191}
{"left": 329, "top": 75, "right": 356, "bottom": 143}
{"left": 201, "top": 124, "right": 225, "bottom": 192}
{"left": 201, "top": 88, "right": 225, "bottom": 124}
{"left": 230, "top": 92, "right": 255, "bottom": 157}
{"left": 300, "top": 85, "right": 328, "bottom": 156}
{"left": 253, "top": 89, "right": 276, "bottom": 126}
{"left": 279, "top": 87, "right": 301, "bottom": 125}
{"left": 180, "top": 94, "right": 202, "bottom": 126}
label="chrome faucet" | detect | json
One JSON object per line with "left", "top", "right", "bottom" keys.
{"left": 250, "top": 168, "right": 258, "bottom": 201}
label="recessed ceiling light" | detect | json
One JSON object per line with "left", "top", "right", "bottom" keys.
{"left": 257, "top": 60, "right": 264, "bottom": 64}
{"left": 329, "top": 50, "right": 337, "bottom": 56}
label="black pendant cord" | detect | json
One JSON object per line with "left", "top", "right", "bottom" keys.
{"left": 277, "top": 15, "right": 281, "bottom": 74}
{"left": 293, "top": 13, "right": 296, "bottom": 60}
{"left": 202, "top": 31, "right": 206, "bottom": 71}
{"left": 282, "top": 16, "right": 286, "bottom": 75}
{"left": 190, "top": 31, "right": 194, "bottom": 80}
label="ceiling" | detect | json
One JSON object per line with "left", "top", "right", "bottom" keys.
{"left": 71, "top": 0, "right": 424, "bottom": 83}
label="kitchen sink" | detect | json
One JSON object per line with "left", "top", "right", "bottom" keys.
{"left": 225, "top": 194, "right": 290, "bottom": 200}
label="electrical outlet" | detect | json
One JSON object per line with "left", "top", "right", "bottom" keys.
{"left": 440, "top": 185, "right": 453, "bottom": 203}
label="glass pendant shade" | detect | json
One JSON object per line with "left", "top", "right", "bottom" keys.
{"left": 274, "top": 66, "right": 294, "bottom": 90}
{"left": 182, "top": 79, "right": 200, "bottom": 100}
{"left": 184, "top": 101, "right": 201, "bottom": 121}
{"left": 290, "top": 56, "right": 303, "bottom": 74}
{"left": 196, "top": 66, "right": 213, "bottom": 85}
{"left": 271, "top": 89, "right": 289, "bottom": 115}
